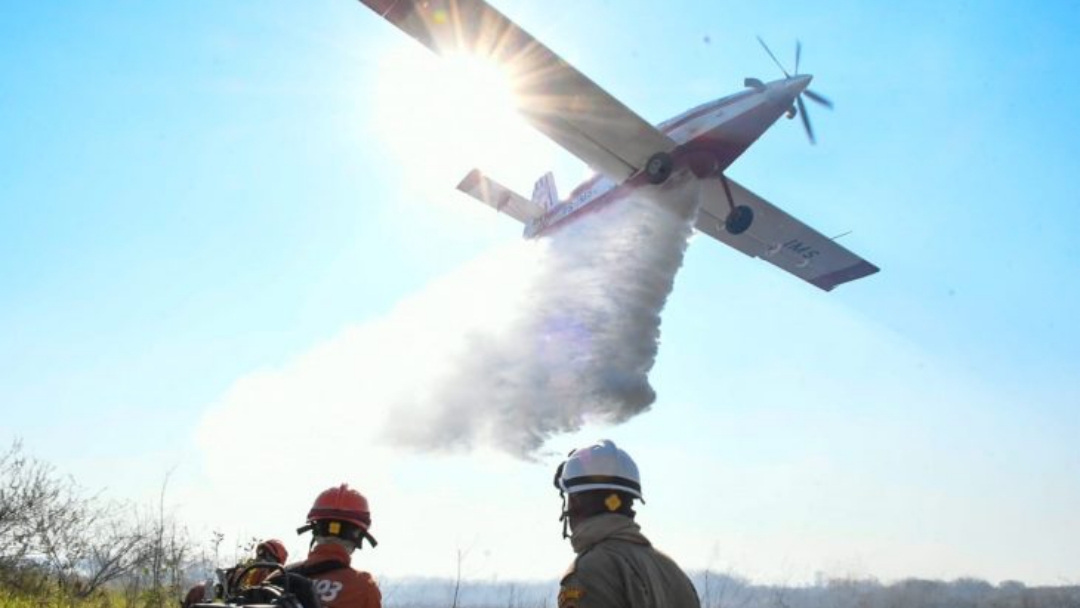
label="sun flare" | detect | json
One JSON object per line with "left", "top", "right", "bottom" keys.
{"left": 370, "top": 46, "right": 556, "bottom": 199}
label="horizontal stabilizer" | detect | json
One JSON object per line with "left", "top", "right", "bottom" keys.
{"left": 696, "top": 178, "right": 879, "bottom": 291}
{"left": 457, "top": 169, "right": 543, "bottom": 224}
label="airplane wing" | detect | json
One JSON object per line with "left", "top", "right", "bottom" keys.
{"left": 356, "top": 0, "right": 676, "bottom": 182}
{"left": 457, "top": 168, "right": 542, "bottom": 223}
{"left": 696, "top": 178, "right": 879, "bottom": 291}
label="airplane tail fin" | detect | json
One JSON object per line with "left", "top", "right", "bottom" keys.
{"left": 531, "top": 172, "right": 559, "bottom": 212}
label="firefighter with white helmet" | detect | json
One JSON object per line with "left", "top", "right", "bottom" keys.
{"left": 285, "top": 484, "right": 382, "bottom": 608}
{"left": 553, "top": 440, "right": 700, "bottom": 608}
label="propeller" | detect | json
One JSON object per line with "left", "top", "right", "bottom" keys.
{"left": 757, "top": 35, "right": 790, "bottom": 78}
{"left": 756, "top": 37, "right": 833, "bottom": 143}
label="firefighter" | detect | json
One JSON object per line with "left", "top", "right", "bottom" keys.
{"left": 181, "top": 539, "right": 288, "bottom": 607}
{"left": 553, "top": 440, "right": 700, "bottom": 608}
{"left": 233, "top": 539, "right": 289, "bottom": 587}
{"left": 256, "top": 539, "right": 289, "bottom": 565}
{"left": 288, "top": 484, "right": 382, "bottom": 608}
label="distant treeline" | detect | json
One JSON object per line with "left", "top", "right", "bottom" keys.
{"left": 688, "top": 572, "right": 1080, "bottom": 608}
{"left": 379, "top": 573, "right": 1080, "bottom": 608}
{"left": 3, "top": 440, "right": 1079, "bottom": 608}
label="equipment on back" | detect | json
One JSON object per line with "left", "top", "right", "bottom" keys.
{"left": 190, "top": 563, "right": 320, "bottom": 608}
{"left": 296, "top": 483, "right": 379, "bottom": 549}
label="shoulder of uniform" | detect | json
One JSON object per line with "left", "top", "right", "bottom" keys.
{"left": 352, "top": 569, "right": 377, "bottom": 583}
{"left": 561, "top": 543, "right": 621, "bottom": 585}
{"left": 559, "top": 558, "right": 577, "bottom": 585}
{"left": 558, "top": 561, "right": 588, "bottom": 608}
{"left": 560, "top": 549, "right": 620, "bottom": 608}
{"left": 651, "top": 547, "right": 677, "bottom": 563}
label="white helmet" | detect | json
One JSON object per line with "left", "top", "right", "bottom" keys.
{"left": 554, "top": 439, "right": 643, "bottom": 500}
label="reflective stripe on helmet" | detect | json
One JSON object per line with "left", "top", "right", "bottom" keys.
{"left": 307, "top": 507, "right": 372, "bottom": 528}
{"left": 562, "top": 474, "right": 641, "bottom": 493}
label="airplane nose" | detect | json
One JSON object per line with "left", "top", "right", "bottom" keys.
{"left": 789, "top": 74, "right": 813, "bottom": 96}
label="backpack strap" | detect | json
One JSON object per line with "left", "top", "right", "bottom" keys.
{"left": 289, "top": 560, "right": 348, "bottom": 577}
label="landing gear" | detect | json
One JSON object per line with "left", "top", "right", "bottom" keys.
{"left": 724, "top": 205, "right": 754, "bottom": 235}
{"left": 644, "top": 152, "right": 674, "bottom": 185}
{"left": 719, "top": 173, "right": 753, "bottom": 235}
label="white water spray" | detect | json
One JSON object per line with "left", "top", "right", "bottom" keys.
{"left": 388, "top": 178, "right": 702, "bottom": 456}
{"left": 199, "top": 177, "right": 703, "bottom": 471}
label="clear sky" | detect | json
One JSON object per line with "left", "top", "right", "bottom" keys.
{"left": 2, "top": 0, "right": 1079, "bottom": 587}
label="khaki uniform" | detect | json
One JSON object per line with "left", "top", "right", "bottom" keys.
{"left": 559, "top": 514, "right": 699, "bottom": 608}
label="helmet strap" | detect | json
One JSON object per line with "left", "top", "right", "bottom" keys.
{"left": 363, "top": 530, "right": 379, "bottom": 548}
{"left": 554, "top": 454, "right": 574, "bottom": 539}
{"left": 558, "top": 490, "right": 570, "bottom": 539}
{"left": 301, "top": 520, "right": 377, "bottom": 551}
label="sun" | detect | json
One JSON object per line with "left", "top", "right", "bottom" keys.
{"left": 370, "top": 44, "right": 556, "bottom": 201}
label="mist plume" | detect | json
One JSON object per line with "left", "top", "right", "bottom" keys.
{"left": 388, "top": 179, "right": 701, "bottom": 456}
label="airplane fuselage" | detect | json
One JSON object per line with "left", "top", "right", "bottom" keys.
{"left": 524, "top": 75, "right": 811, "bottom": 238}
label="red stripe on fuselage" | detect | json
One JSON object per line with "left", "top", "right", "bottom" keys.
{"left": 657, "top": 89, "right": 756, "bottom": 136}
{"left": 526, "top": 178, "right": 633, "bottom": 237}
{"left": 535, "top": 94, "right": 788, "bottom": 238}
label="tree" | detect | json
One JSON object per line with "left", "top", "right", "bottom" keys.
{"left": 1, "top": 440, "right": 153, "bottom": 597}
{"left": 0, "top": 440, "right": 72, "bottom": 590}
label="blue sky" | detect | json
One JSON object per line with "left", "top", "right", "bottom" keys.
{"left": 2, "top": 0, "right": 1079, "bottom": 585}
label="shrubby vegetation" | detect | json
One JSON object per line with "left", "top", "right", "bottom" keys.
{"left": 3, "top": 440, "right": 1078, "bottom": 608}
{"left": 0, "top": 441, "right": 205, "bottom": 608}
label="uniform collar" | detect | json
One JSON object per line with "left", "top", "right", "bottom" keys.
{"left": 569, "top": 513, "right": 650, "bottom": 554}
{"left": 308, "top": 541, "right": 353, "bottom": 566}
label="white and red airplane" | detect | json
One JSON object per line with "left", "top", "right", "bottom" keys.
{"left": 355, "top": 0, "right": 878, "bottom": 291}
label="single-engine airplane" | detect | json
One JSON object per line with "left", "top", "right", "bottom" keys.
{"left": 355, "top": 0, "right": 879, "bottom": 291}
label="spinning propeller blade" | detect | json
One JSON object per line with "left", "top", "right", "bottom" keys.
{"left": 796, "top": 95, "right": 814, "bottom": 145}
{"left": 803, "top": 88, "right": 834, "bottom": 109}
{"left": 754, "top": 37, "right": 833, "bottom": 144}
{"left": 757, "top": 36, "right": 790, "bottom": 78}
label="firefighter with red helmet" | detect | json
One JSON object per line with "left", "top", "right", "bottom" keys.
{"left": 181, "top": 539, "right": 288, "bottom": 608}
{"left": 287, "top": 484, "right": 382, "bottom": 608}
{"left": 232, "top": 539, "right": 289, "bottom": 588}
{"left": 553, "top": 440, "right": 699, "bottom": 608}
{"left": 256, "top": 539, "right": 289, "bottom": 564}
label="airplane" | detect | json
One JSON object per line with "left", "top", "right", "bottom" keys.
{"left": 354, "top": 0, "right": 879, "bottom": 291}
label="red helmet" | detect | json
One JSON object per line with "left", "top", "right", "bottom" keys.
{"left": 256, "top": 539, "right": 288, "bottom": 564}
{"left": 307, "top": 484, "right": 372, "bottom": 530}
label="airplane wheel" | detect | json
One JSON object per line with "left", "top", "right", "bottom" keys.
{"left": 644, "top": 152, "right": 674, "bottom": 184}
{"left": 725, "top": 205, "right": 754, "bottom": 235}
